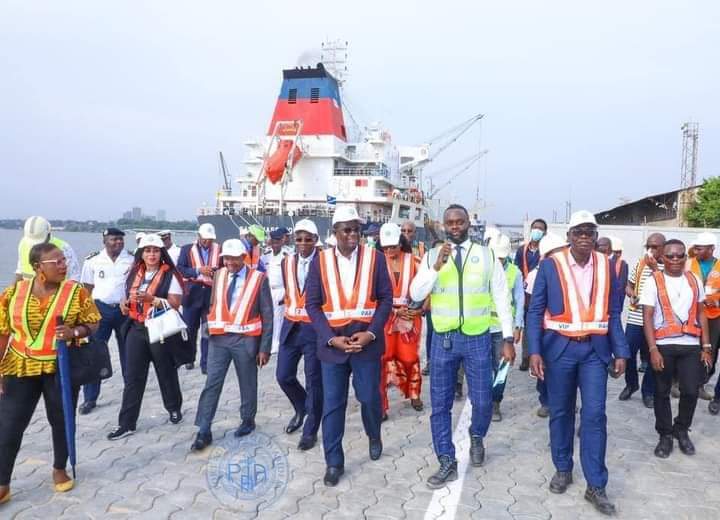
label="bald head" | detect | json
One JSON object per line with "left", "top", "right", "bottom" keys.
{"left": 596, "top": 237, "right": 612, "bottom": 255}
{"left": 401, "top": 221, "right": 417, "bottom": 242}
{"left": 646, "top": 233, "right": 666, "bottom": 260}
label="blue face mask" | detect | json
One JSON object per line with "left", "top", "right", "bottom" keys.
{"left": 530, "top": 229, "right": 544, "bottom": 242}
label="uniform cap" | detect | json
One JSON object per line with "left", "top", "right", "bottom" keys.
{"left": 379, "top": 223, "right": 401, "bottom": 247}
{"left": 198, "top": 223, "right": 216, "bottom": 239}
{"left": 332, "top": 206, "right": 364, "bottom": 226}
{"left": 276, "top": 227, "right": 290, "bottom": 235}
{"left": 103, "top": 227, "right": 125, "bottom": 237}
{"left": 694, "top": 232, "right": 717, "bottom": 247}
{"left": 294, "top": 219, "right": 318, "bottom": 236}
{"left": 490, "top": 234, "right": 512, "bottom": 258}
{"left": 609, "top": 235, "right": 623, "bottom": 251}
{"left": 365, "top": 223, "right": 380, "bottom": 235}
{"left": 248, "top": 224, "right": 266, "bottom": 241}
{"left": 568, "top": 210, "right": 597, "bottom": 229}
{"left": 539, "top": 232, "right": 567, "bottom": 256}
{"left": 158, "top": 229, "right": 172, "bottom": 237}
{"left": 221, "top": 239, "right": 248, "bottom": 257}
{"left": 23, "top": 216, "right": 51, "bottom": 244}
{"left": 138, "top": 233, "right": 164, "bottom": 249}
{"left": 269, "top": 229, "right": 285, "bottom": 240}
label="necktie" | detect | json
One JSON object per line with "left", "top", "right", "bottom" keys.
{"left": 226, "top": 273, "right": 238, "bottom": 307}
{"left": 454, "top": 245, "right": 463, "bottom": 272}
{"left": 298, "top": 259, "right": 307, "bottom": 290}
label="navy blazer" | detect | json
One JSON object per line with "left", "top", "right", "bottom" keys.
{"left": 278, "top": 255, "right": 318, "bottom": 346}
{"left": 305, "top": 247, "right": 393, "bottom": 364}
{"left": 176, "top": 243, "right": 223, "bottom": 310}
{"left": 527, "top": 253, "right": 630, "bottom": 364}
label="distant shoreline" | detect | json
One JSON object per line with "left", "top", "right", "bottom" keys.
{"left": 0, "top": 218, "right": 199, "bottom": 234}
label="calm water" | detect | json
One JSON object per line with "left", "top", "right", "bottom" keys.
{"left": 0, "top": 228, "right": 198, "bottom": 288}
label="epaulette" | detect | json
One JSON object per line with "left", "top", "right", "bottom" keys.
{"left": 85, "top": 251, "right": 100, "bottom": 260}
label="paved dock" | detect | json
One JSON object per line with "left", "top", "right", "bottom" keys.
{"left": 4, "top": 340, "right": 720, "bottom": 520}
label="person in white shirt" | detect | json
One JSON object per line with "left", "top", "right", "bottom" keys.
{"left": 261, "top": 229, "right": 290, "bottom": 354}
{"left": 410, "top": 204, "right": 515, "bottom": 489}
{"left": 78, "top": 228, "right": 135, "bottom": 414}
{"left": 159, "top": 230, "right": 181, "bottom": 265}
{"left": 640, "top": 239, "right": 711, "bottom": 458}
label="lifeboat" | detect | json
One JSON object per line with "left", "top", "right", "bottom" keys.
{"left": 265, "top": 140, "right": 302, "bottom": 184}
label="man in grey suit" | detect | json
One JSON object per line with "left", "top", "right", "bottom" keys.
{"left": 190, "top": 239, "right": 274, "bottom": 451}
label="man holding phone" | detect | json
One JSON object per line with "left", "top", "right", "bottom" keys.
{"left": 640, "top": 239, "right": 711, "bottom": 458}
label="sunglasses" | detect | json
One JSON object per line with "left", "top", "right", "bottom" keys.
{"left": 570, "top": 227, "right": 597, "bottom": 237}
{"left": 338, "top": 227, "right": 360, "bottom": 235}
{"left": 295, "top": 238, "right": 316, "bottom": 244}
{"left": 664, "top": 253, "right": 686, "bottom": 260}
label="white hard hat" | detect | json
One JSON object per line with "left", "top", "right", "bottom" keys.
{"left": 198, "top": 223, "right": 216, "bottom": 240}
{"left": 23, "top": 216, "right": 51, "bottom": 245}
{"left": 135, "top": 231, "right": 146, "bottom": 242}
{"left": 326, "top": 235, "right": 337, "bottom": 247}
{"left": 316, "top": 238, "right": 324, "bottom": 247}
{"left": 331, "top": 206, "right": 364, "bottom": 226}
{"left": 159, "top": 229, "right": 172, "bottom": 236}
{"left": 540, "top": 232, "right": 567, "bottom": 256}
{"left": 485, "top": 226, "right": 501, "bottom": 245}
{"left": 379, "top": 223, "right": 401, "bottom": 247}
{"left": 221, "top": 239, "right": 248, "bottom": 257}
{"left": 295, "top": 219, "right": 319, "bottom": 236}
{"left": 568, "top": 210, "right": 597, "bottom": 229}
{"left": 695, "top": 232, "right": 717, "bottom": 248}
{"left": 138, "top": 233, "right": 164, "bottom": 249}
{"left": 490, "top": 234, "right": 512, "bottom": 258}
{"left": 609, "top": 235, "right": 623, "bottom": 251}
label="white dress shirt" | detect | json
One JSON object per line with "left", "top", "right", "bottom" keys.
{"left": 167, "top": 244, "right": 181, "bottom": 265}
{"left": 335, "top": 246, "right": 359, "bottom": 299}
{"left": 410, "top": 239, "right": 514, "bottom": 338}
{"left": 80, "top": 249, "right": 134, "bottom": 304}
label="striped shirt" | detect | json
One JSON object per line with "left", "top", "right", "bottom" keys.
{"left": 627, "top": 259, "right": 663, "bottom": 326}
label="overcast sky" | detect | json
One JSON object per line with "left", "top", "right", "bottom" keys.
{"left": 1, "top": 0, "right": 718, "bottom": 224}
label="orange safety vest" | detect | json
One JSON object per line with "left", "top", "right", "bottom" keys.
{"left": 283, "top": 254, "right": 311, "bottom": 323}
{"left": 9, "top": 279, "right": 78, "bottom": 361}
{"left": 207, "top": 267, "right": 264, "bottom": 336}
{"left": 687, "top": 257, "right": 720, "bottom": 320}
{"left": 653, "top": 271, "right": 701, "bottom": 339}
{"left": 247, "top": 245, "right": 261, "bottom": 270}
{"left": 189, "top": 242, "right": 221, "bottom": 286}
{"left": 386, "top": 252, "right": 418, "bottom": 307}
{"left": 543, "top": 250, "right": 610, "bottom": 337}
{"left": 519, "top": 244, "right": 537, "bottom": 279}
{"left": 628, "top": 257, "right": 649, "bottom": 312}
{"left": 318, "top": 245, "right": 378, "bottom": 327}
{"left": 128, "top": 264, "right": 171, "bottom": 323}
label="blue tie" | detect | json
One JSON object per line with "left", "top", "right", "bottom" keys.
{"left": 454, "top": 245, "right": 463, "bottom": 272}
{"left": 226, "top": 273, "right": 238, "bottom": 307}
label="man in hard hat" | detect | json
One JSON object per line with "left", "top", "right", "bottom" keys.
{"left": 261, "top": 229, "right": 290, "bottom": 354}
{"left": 687, "top": 232, "right": 720, "bottom": 407}
{"left": 305, "top": 206, "right": 393, "bottom": 487}
{"left": 527, "top": 210, "right": 629, "bottom": 515}
{"left": 15, "top": 216, "right": 81, "bottom": 282}
{"left": 177, "top": 223, "right": 223, "bottom": 373}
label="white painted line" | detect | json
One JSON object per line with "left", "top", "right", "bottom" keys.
{"left": 425, "top": 398, "right": 473, "bottom": 520}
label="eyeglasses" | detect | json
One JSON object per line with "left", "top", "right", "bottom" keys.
{"left": 295, "top": 238, "right": 316, "bottom": 244}
{"left": 570, "top": 227, "right": 597, "bottom": 238}
{"left": 40, "top": 257, "right": 67, "bottom": 267}
{"left": 664, "top": 253, "right": 686, "bottom": 260}
{"left": 338, "top": 227, "right": 360, "bottom": 235}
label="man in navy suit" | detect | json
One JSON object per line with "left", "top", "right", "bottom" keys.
{"left": 276, "top": 219, "right": 323, "bottom": 451}
{"left": 305, "top": 206, "right": 393, "bottom": 487}
{"left": 176, "top": 223, "right": 223, "bottom": 373}
{"left": 527, "top": 210, "right": 630, "bottom": 516}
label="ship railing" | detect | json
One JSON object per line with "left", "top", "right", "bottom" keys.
{"left": 334, "top": 165, "right": 389, "bottom": 177}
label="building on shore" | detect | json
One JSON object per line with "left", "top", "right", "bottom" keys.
{"left": 595, "top": 185, "right": 700, "bottom": 227}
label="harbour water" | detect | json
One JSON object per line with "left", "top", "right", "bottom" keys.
{"left": 0, "top": 228, "right": 198, "bottom": 288}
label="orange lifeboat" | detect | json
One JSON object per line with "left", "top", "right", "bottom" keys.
{"left": 265, "top": 140, "right": 302, "bottom": 184}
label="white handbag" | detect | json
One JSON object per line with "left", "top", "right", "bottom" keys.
{"left": 145, "top": 300, "right": 188, "bottom": 344}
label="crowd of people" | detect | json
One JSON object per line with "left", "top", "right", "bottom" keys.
{"left": 0, "top": 210, "right": 717, "bottom": 516}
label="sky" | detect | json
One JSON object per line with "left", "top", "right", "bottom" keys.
{"left": 1, "top": 0, "right": 719, "bottom": 224}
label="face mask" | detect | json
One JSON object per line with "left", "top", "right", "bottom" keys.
{"left": 530, "top": 229, "right": 544, "bottom": 242}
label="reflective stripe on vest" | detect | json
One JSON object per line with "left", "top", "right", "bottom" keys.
{"left": 387, "top": 252, "right": 416, "bottom": 307}
{"left": 543, "top": 250, "right": 610, "bottom": 336}
{"left": 207, "top": 267, "right": 264, "bottom": 335}
{"left": 653, "top": 271, "right": 701, "bottom": 339}
{"left": 429, "top": 243, "right": 493, "bottom": 335}
{"left": 128, "top": 265, "right": 170, "bottom": 323}
{"left": 491, "top": 262, "right": 520, "bottom": 327}
{"left": 688, "top": 257, "right": 720, "bottom": 320}
{"left": 19, "top": 237, "right": 67, "bottom": 279}
{"left": 189, "top": 243, "right": 220, "bottom": 286}
{"left": 247, "top": 245, "right": 261, "bottom": 270}
{"left": 9, "top": 278, "right": 78, "bottom": 361}
{"left": 283, "top": 255, "right": 310, "bottom": 323}
{"left": 319, "top": 245, "right": 377, "bottom": 326}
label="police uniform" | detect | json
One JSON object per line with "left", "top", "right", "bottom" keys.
{"left": 261, "top": 231, "right": 290, "bottom": 354}
{"left": 79, "top": 243, "right": 134, "bottom": 409}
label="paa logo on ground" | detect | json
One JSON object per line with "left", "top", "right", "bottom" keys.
{"left": 206, "top": 432, "right": 289, "bottom": 512}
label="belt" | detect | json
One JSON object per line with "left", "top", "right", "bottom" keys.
{"left": 568, "top": 335, "right": 591, "bottom": 343}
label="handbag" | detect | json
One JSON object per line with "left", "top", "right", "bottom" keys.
{"left": 145, "top": 300, "right": 188, "bottom": 344}
{"left": 69, "top": 338, "right": 113, "bottom": 387}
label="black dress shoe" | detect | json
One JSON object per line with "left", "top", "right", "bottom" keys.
{"left": 421, "top": 365, "right": 430, "bottom": 376}
{"left": 191, "top": 432, "right": 213, "bottom": 452}
{"left": 618, "top": 385, "right": 638, "bottom": 401}
{"left": 654, "top": 435, "right": 673, "bottom": 458}
{"left": 381, "top": 413, "right": 389, "bottom": 422}
{"left": 297, "top": 435, "right": 317, "bottom": 451}
{"left": 673, "top": 428, "right": 695, "bottom": 455}
{"left": 411, "top": 398, "right": 424, "bottom": 411}
{"left": 234, "top": 419, "right": 256, "bottom": 437}
{"left": 469, "top": 433, "right": 484, "bottom": 467}
{"left": 642, "top": 395, "right": 654, "bottom": 409}
{"left": 549, "top": 471, "right": 573, "bottom": 493}
{"left": 185, "top": 362, "right": 194, "bottom": 370}
{"left": 79, "top": 401, "right": 96, "bottom": 415}
{"left": 285, "top": 412, "right": 306, "bottom": 434}
{"left": 584, "top": 486, "right": 616, "bottom": 516}
{"left": 201, "top": 365, "right": 207, "bottom": 375}
{"left": 426, "top": 456, "right": 458, "bottom": 489}
{"left": 323, "top": 466, "right": 344, "bottom": 487}
{"left": 519, "top": 358, "right": 529, "bottom": 371}
{"left": 369, "top": 438, "right": 383, "bottom": 460}
{"left": 107, "top": 426, "right": 136, "bottom": 441}
{"left": 169, "top": 410, "right": 183, "bottom": 424}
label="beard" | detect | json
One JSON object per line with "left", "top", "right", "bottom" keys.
{"left": 448, "top": 232, "right": 468, "bottom": 245}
